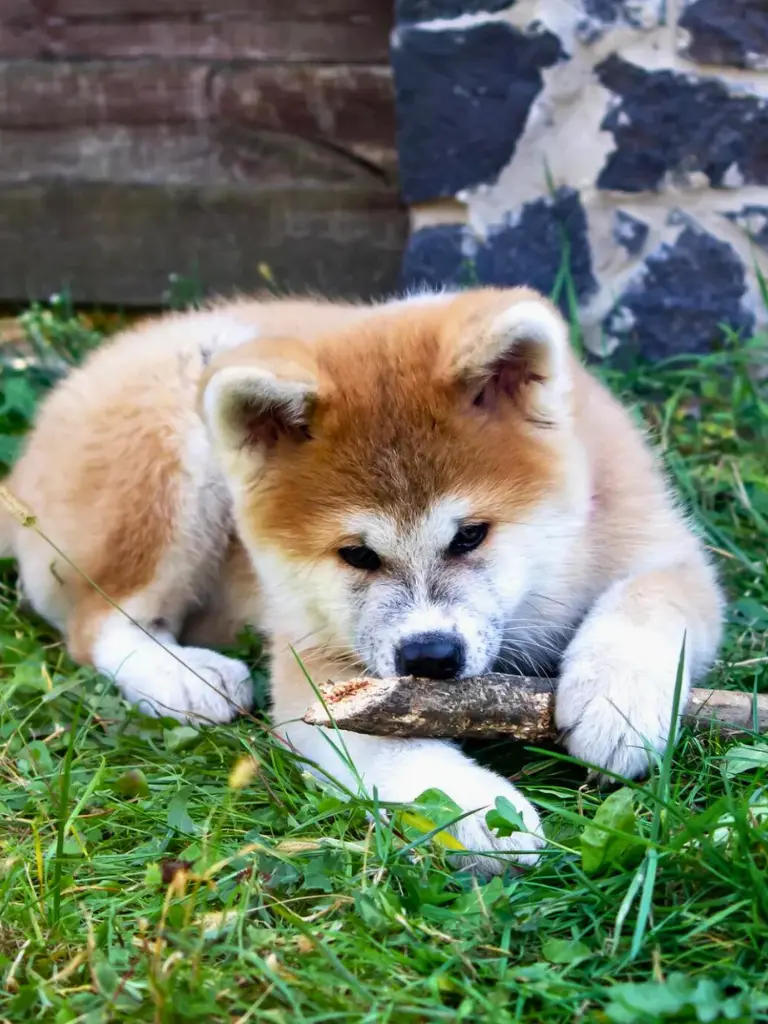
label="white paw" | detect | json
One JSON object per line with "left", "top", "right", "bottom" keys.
{"left": 117, "top": 646, "right": 253, "bottom": 724}
{"left": 556, "top": 621, "right": 687, "bottom": 780}
{"left": 390, "top": 747, "right": 544, "bottom": 876}
{"left": 278, "top": 728, "right": 545, "bottom": 877}
{"left": 448, "top": 780, "right": 545, "bottom": 877}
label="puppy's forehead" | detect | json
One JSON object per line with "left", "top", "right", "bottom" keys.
{"left": 344, "top": 496, "right": 471, "bottom": 561}
{"left": 250, "top": 301, "right": 560, "bottom": 550}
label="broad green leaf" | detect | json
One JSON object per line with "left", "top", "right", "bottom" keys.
{"left": 93, "top": 959, "right": 120, "bottom": 999}
{"left": 163, "top": 725, "right": 200, "bottom": 753}
{"left": 486, "top": 795, "right": 526, "bottom": 838}
{"left": 167, "top": 788, "right": 199, "bottom": 835}
{"left": 541, "top": 937, "right": 591, "bottom": 964}
{"left": 605, "top": 972, "right": 756, "bottom": 1023}
{"left": 302, "top": 857, "right": 335, "bottom": 893}
{"left": 144, "top": 862, "right": 162, "bottom": 887}
{"left": 397, "top": 788, "right": 467, "bottom": 852}
{"left": 0, "top": 376, "right": 38, "bottom": 419}
{"left": 16, "top": 739, "right": 53, "bottom": 776}
{"left": 581, "top": 787, "right": 638, "bottom": 875}
{"left": 723, "top": 742, "right": 768, "bottom": 778}
{"left": 452, "top": 876, "right": 506, "bottom": 917}
{"left": 0, "top": 434, "right": 22, "bottom": 468}
{"left": 412, "top": 788, "right": 463, "bottom": 820}
{"left": 354, "top": 891, "right": 402, "bottom": 932}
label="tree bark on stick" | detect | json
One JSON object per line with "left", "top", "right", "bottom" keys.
{"left": 303, "top": 675, "right": 768, "bottom": 740}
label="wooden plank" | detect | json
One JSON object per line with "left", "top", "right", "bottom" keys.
{"left": 0, "top": 181, "right": 407, "bottom": 306}
{"left": 53, "top": 22, "right": 386, "bottom": 63}
{"left": 4, "top": 1, "right": 392, "bottom": 62}
{"left": 0, "top": 27, "right": 40, "bottom": 56}
{"left": 0, "top": 125, "right": 394, "bottom": 187}
{"left": 0, "top": 62, "right": 396, "bottom": 165}
{"left": 0, "top": 1, "right": 35, "bottom": 16}
{"left": 0, "top": 29, "right": 38, "bottom": 57}
{"left": 0, "top": 60, "right": 207, "bottom": 128}
{"left": 212, "top": 65, "right": 395, "bottom": 162}
{"left": 0, "top": 0, "right": 39, "bottom": 55}
{"left": 44, "top": 19, "right": 388, "bottom": 62}
{"left": 48, "top": 0, "right": 360, "bottom": 15}
{"left": 0, "top": 3, "right": 401, "bottom": 305}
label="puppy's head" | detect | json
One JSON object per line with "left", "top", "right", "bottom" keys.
{"left": 202, "top": 288, "right": 588, "bottom": 679}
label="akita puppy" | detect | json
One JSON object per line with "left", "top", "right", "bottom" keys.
{"left": 1, "top": 288, "right": 723, "bottom": 872}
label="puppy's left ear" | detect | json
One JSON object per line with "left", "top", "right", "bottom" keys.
{"left": 199, "top": 338, "right": 318, "bottom": 471}
{"left": 449, "top": 291, "right": 572, "bottom": 427}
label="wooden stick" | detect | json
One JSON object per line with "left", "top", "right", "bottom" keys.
{"left": 303, "top": 675, "right": 768, "bottom": 740}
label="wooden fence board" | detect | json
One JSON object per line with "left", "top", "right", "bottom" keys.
{"left": 0, "top": 125, "right": 392, "bottom": 186}
{"left": 0, "top": 0, "right": 402, "bottom": 305}
{"left": 0, "top": 182, "right": 407, "bottom": 305}
{"left": 0, "top": 1, "right": 392, "bottom": 61}
{"left": 0, "top": 61, "right": 396, "bottom": 166}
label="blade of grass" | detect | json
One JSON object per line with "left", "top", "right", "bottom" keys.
{"left": 629, "top": 636, "right": 688, "bottom": 959}
{"left": 51, "top": 692, "right": 84, "bottom": 928}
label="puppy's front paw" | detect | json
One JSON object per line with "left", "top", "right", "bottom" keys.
{"left": 409, "top": 758, "right": 544, "bottom": 877}
{"left": 451, "top": 787, "right": 544, "bottom": 877}
{"left": 119, "top": 647, "right": 253, "bottom": 724}
{"left": 556, "top": 625, "right": 686, "bottom": 780}
{"left": 293, "top": 732, "right": 545, "bottom": 877}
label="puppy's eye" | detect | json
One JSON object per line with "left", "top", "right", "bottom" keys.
{"left": 448, "top": 522, "right": 490, "bottom": 556}
{"left": 338, "top": 545, "right": 381, "bottom": 571}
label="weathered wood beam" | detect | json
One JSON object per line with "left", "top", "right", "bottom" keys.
{"left": 0, "top": 180, "right": 406, "bottom": 306}
{"left": 0, "top": 1, "right": 393, "bottom": 63}
{"left": 0, "top": 1, "right": 400, "bottom": 306}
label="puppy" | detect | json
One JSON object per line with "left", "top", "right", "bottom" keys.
{"left": 0, "top": 288, "right": 723, "bottom": 873}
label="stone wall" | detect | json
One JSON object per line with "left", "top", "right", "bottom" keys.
{"left": 392, "top": 0, "right": 768, "bottom": 358}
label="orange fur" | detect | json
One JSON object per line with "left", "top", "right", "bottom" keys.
{"left": 217, "top": 293, "right": 560, "bottom": 561}
{"left": 5, "top": 297, "right": 370, "bottom": 648}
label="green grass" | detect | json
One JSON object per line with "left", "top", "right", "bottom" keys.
{"left": 0, "top": 298, "right": 767, "bottom": 1023}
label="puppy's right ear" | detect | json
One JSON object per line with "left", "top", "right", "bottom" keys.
{"left": 446, "top": 288, "right": 572, "bottom": 428}
{"left": 200, "top": 341, "right": 318, "bottom": 461}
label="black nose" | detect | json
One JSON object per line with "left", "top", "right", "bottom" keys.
{"left": 395, "top": 634, "right": 465, "bottom": 680}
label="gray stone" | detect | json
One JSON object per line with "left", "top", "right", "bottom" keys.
{"left": 596, "top": 56, "right": 768, "bottom": 192}
{"left": 680, "top": 0, "right": 768, "bottom": 70}
{"left": 724, "top": 205, "right": 768, "bottom": 251}
{"left": 584, "top": 0, "right": 651, "bottom": 25}
{"left": 584, "top": 0, "right": 625, "bottom": 18}
{"left": 613, "top": 210, "right": 650, "bottom": 255}
{"left": 604, "top": 225, "right": 754, "bottom": 358}
{"left": 578, "top": 0, "right": 663, "bottom": 40}
{"left": 475, "top": 188, "right": 597, "bottom": 303}
{"left": 395, "top": 0, "right": 514, "bottom": 22}
{"left": 575, "top": 18, "right": 605, "bottom": 45}
{"left": 392, "top": 21, "right": 563, "bottom": 204}
{"left": 401, "top": 188, "right": 597, "bottom": 312}
{"left": 401, "top": 224, "right": 477, "bottom": 291}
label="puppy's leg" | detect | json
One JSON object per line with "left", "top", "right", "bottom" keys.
{"left": 64, "top": 515, "right": 255, "bottom": 725}
{"left": 13, "top": 427, "right": 254, "bottom": 724}
{"left": 269, "top": 644, "right": 544, "bottom": 877}
{"left": 180, "top": 538, "right": 263, "bottom": 651}
{"left": 70, "top": 600, "right": 251, "bottom": 724}
{"left": 555, "top": 555, "right": 722, "bottom": 779}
